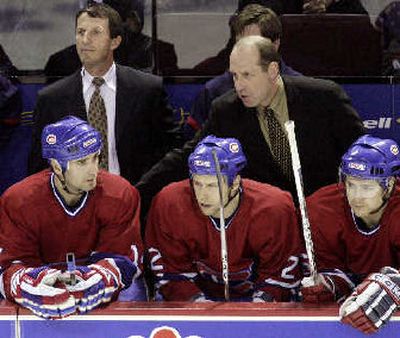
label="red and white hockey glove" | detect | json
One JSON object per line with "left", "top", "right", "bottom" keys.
{"left": 66, "top": 259, "right": 122, "bottom": 313}
{"left": 190, "top": 293, "right": 213, "bottom": 303}
{"left": 301, "top": 274, "right": 336, "bottom": 303}
{"left": 339, "top": 267, "right": 400, "bottom": 334}
{"left": 252, "top": 290, "right": 274, "bottom": 302}
{"left": 11, "top": 266, "right": 76, "bottom": 319}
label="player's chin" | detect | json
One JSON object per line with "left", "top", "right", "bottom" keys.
{"left": 352, "top": 207, "right": 368, "bottom": 218}
{"left": 199, "top": 205, "right": 217, "bottom": 217}
{"left": 82, "top": 181, "right": 97, "bottom": 191}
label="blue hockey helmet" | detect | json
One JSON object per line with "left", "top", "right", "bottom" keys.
{"left": 188, "top": 135, "right": 247, "bottom": 186}
{"left": 42, "top": 116, "right": 102, "bottom": 171}
{"left": 340, "top": 134, "right": 400, "bottom": 188}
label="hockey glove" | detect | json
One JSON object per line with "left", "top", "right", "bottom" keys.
{"left": 339, "top": 267, "right": 400, "bottom": 334}
{"left": 252, "top": 290, "right": 274, "bottom": 302}
{"left": 191, "top": 293, "right": 213, "bottom": 303}
{"left": 11, "top": 266, "right": 76, "bottom": 319}
{"left": 301, "top": 274, "right": 336, "bottom": 303}
{"left": 66, "top": 259, "right": 122, "bottom": 313}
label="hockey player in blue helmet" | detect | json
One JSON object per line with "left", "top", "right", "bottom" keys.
{"left": 0, "top": 116, "right": 145, "bottom": 319}
{"left": 300, "top": 135, "right": 400, "bottom": 334}
{"left": 41, "top": 115, "right": 102, "bottom": 197}
{"left": 146, "top": 135, "right": 304, "bottom": 302}
{"left": 188, "top": 135, "right": 247, "bottom": 218}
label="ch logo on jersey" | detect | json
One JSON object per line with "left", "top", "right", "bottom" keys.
{"left": 195, "top": 260, "right": 254, "bottom": 291}
{"left": 46, "top": 134, "right": 57, "bottom": 145}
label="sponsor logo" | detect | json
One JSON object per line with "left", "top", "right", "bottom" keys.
{"left": 363, "top": 117, "right": 392, "bottom": 129}
{"left": 83, "top": 138, "right": 97, "bottom": 148}
{"left": 46, "top": 134, "right": 57, "bottom": 145}
{"left": 127, "top": 326, "right": 203, "bottom": 338}
{"left": 229, "top": 142, "right": 239, "bottom": 153}
{"left": 194, "top": 160, "right": 211, "bottom": 168}
{"left": 348, "top": 162, "right": 366, "bottom": 171}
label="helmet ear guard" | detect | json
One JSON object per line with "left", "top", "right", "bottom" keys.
{"left": 339, "top": 135, "right": 400, "bottom": 189}
{"left": 41, "top": 116, "right": 102, "bottom": 172}
{"left": 188, "top": 135, "right": 247, "bottom": 186}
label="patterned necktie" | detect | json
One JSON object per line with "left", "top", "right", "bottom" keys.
{"left": 87, "top": 77, "right": 108, "bottom": 170}
{"left": 264, "top": 108, "right": 293, "bottom": 182}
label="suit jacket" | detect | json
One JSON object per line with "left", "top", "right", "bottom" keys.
{"left": 29, "top": 64, "right": 177, "bottom": 185}
{"left": 137, "top": 75, "right": 365, "bottom": 207}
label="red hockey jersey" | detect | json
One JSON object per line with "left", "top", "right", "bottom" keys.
{"left": 0, "top": 170, "right": 142, "bottom": 299}
{"left": 146, "top": 178, "right": 304, "bottom": 301}
{"left": 306, "top": 182, "right": 400, "bottom": 297}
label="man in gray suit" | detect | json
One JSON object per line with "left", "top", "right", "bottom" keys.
{"left": 29, "top": 3, "right": 176, "bottom": 185}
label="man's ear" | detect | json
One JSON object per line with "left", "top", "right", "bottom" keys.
{"left": 111, "top": 35, "right": 122, "bottom": 51}
{"left": 267, "top": 61, "right": 280, "bottom": 82}
{"left": 50, "top": 159, "right": 63, "bottom": 176}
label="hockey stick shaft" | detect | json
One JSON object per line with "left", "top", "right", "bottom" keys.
{"left": 284, "top": 121, "right": 317, "bottom": 280}
{"left": 212, "top": 149, "right": 230, "bottom": 301}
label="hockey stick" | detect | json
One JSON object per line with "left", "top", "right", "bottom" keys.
{"left": 284, "top": 120, "right": 317, "bottom": 282}
{"left": 212, "top": 149, "right": 230, "bottom": 301}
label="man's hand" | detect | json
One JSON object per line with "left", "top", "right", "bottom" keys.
{"left": 339, "top": 267, "right": 400, "bottom": 334}
{"left": 11, "top": 266, "right": 76, "bottom": 319}
{"left": 301, "top": 273, "right": 336, "bottom": 302}
{"left": 66, "top": 259, "right": 122, "bottom": 313}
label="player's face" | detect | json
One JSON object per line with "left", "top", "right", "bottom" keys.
{"left": 229, "top": 45, "right": 275, "bottom": 108}
{"left": 64, "top": 152, "right": 100, "bottom": 193}
{"left": 192, "top": 174, "right": 230, "bottom": 218}
{"left": 345, "top": 176, "right": 385, "bottom": 218}
{"left": 76, "top": 13, "right": 120, "bottom": 70}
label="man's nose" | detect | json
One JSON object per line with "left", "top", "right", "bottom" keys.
{"left": 81, "top": 32, "right": 90, "bottom": 44}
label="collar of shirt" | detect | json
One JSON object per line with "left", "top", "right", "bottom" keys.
{"left": 81, "top": 62, "right": 117, "bottom": 95}
{"left": 257, "top": 76, "right": 289, "bottom": 125}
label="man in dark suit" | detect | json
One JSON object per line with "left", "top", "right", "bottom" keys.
{"left": 29, "top": 3, "right": 177, "bottom": 185}
{"left": 44, "top": 0, "right": 178, "bottom": 83}
{"left": 137, "top": 35, "right": 365, "bottom": 209}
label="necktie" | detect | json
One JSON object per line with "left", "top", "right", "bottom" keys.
{"left": 264, "top": 108, "right": 293, "bottom": 182}
{"left": 87, "top": 77, "right": 108, "bottom": 170}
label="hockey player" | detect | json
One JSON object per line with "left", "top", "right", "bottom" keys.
{"left": 300, "top": 135, "right": 400, "bottom": 333}
{"left": 0, "top": 116, "right": 144, "bottom": 319}
{"left": 146, "top": 135, "right": 304, "bottom": 302}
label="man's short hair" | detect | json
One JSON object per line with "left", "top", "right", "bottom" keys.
{"left": 232, "top": 4, "right": 282, "bottom": 43}
{"left": 76, "top": 3, "right": 123, "bottom": 39}
{"left": 234, "top": 35, "right": 281, "bottom": 70}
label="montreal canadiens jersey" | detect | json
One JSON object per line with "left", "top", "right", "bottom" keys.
{"left": 0, "top": 169, "right": 143, "bottom": 299}
{"left": 146, "top": 178, "right": 305, "bottom": 301}
{"left": 306, "top": 182, "right": 400, "bottom": 297}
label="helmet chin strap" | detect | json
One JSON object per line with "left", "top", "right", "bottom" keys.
{"left": 55, "top": 172, "right": 84, "bottom": 197}
{"left": 369, "top": 185, "right": 393, "bottom": 215}
{"left": 368, "top": 199, "right": 388, "bottom": 215}
{"left": 224, "top": 184, "right": 241, "bottom": 210}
